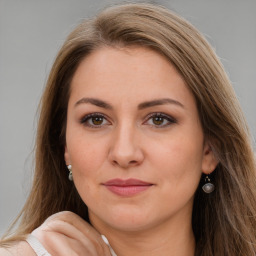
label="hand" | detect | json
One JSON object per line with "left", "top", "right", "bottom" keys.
{"left": 30, "top": 211, "right": 112, "bottom": 256}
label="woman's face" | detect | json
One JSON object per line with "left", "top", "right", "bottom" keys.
{"left": 65, "top": 46, "right": 217, "bottom": 232}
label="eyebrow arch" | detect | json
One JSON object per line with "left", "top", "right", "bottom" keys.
{"left": 138, "top": 98, "right": 184, "bottom": 110}
{"left": 74, "top": 97, "right": 184, "bottom": 110}
{"left": 75, "top": 97, "right": 113, "bottom": 109}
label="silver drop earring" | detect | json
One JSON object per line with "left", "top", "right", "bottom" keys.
{"left": 67, "top": 165, "right": 73, "bottom": 181}
{"left": 202, "top": 175, "right": 215, "bottom": 193}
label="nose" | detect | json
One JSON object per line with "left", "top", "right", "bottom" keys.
{"left": 108, "top": 123, "right": 144, "bottom": 169}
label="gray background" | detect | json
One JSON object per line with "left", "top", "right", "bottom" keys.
{"left": 0, "top": 0, "right": 255, "bottom": 236}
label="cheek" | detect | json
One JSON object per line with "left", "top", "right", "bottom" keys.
{"left": 69, "top": 138, "right": 108, "bottom": 205}
{"left": 151, "top": 139, "right": 203, "bottom": 216}
{"left": 68, "top": 135, "right": 108, "bottom": 178}
{"left": 150, "top": 133, "right": 204, "bottom": 186}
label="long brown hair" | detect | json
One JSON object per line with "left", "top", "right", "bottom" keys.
{"left": 1, "top": 3, "right": 256, "bottom": 255}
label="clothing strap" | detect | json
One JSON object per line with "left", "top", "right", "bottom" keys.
{"left": 26, "top": 234, "right": 51, "bottom": 256}
{"left": 26, "top": 233, "right": 115, "bottom": 256}
{"left": 101, "top": 235, "right": 117, "bottom": 256}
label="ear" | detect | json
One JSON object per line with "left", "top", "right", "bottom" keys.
{"left": 64, "top": 145, "right": 71, "bottom": 165}
{"left": 201, "top": 141, "right": 219, "bottom": 174}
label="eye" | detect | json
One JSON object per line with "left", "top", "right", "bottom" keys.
{"left": 80, "top": 113, "right": 110, "bottom": 128}
{"left": 144, "top": 113, "right": 176, "bottom": 128}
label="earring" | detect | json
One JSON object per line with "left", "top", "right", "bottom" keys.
{"left": 67, "top": 165, "right": 73, "bottom": 181}
{"left": 202, "top": 174, "right": 215, "bottom": 193}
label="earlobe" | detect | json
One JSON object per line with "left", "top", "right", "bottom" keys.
{"left": 64, "top": 146, "right": 71, "bottom": 165}
{"left": 201, "top": 142, "right": 219, "bottom": 175}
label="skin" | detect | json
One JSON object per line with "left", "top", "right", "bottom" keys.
{"left": 64, "top": 46, "right": 218, "bottom": 255}
{"left": 0, "top": 212, "right": 111, "bottom": 256}
{"left": 0, "top": 242, "right": 36, "bottom": 256}
{"left": 2, "top": 46, "right": 217, "bottom": 256}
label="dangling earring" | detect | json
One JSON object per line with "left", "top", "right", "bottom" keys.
{"left": 202, "top": 174, "right": 215, "bottom": 193}
{"left": 67, "top": 165, "right": 73, "bottom": 181}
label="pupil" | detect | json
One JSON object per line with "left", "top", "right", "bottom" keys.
{"left": 92, "top": 117, "right": 103, "bottom": 125}
{"left": 153, "top": 116, "right": 163, "bottom": 125}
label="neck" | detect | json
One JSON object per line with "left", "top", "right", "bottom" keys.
{"left": 90, "top": 212, "right": 195, "bottom": 256}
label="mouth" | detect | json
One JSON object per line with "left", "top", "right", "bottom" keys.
{"left": 102, "top": 178, "right": 154, "bottom": 197}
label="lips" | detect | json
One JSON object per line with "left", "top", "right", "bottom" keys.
{"left": 102, "top": 179, "right": 153, "bottom": 196}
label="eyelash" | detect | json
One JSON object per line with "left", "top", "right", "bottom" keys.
{"left": 80, "top": 112, "right": 177, "bottom": 128}
{"left": 144, "top": 112, "right": 177, "bottom": 128}
{"left": 80, "top": 113, "right": 110, "bottom": 128}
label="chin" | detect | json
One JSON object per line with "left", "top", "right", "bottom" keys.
{"left": 97, "top": 206, "right": 159, "bottom": 232}
{"left": 108, "top": 217, "right": 154, "bottom": 232}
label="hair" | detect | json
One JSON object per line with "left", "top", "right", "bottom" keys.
{"left": 1, "top": 2, "right": 256, "bottom": 255}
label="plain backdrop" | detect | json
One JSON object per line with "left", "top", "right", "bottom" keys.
{"left": 0, "top": 0, "right": 255, "bottom": 236}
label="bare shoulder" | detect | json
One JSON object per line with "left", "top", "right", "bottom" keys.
{"left": 0, "top": 247, "right": 13, "bottom": 256}
{"left": 0, "top": 248, "right": 10, "bottom": 256}
{"left": 0, "top": 241, "right": 36, "bottom": 256}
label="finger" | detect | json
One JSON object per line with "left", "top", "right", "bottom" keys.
{"left": 33, "top": 220, "right": 98, "bottom": 255}
{"left": 44, "top": 219, "right": 112, "bottom": 256}
{"left": 38, "top": 231, "right": 98, "bottom": 256}
{"left": 45, "top": 211, "right": 100, "bottom": 237}
{"left": 33, "top": 212, "right": 112, "bottom": 256}
{"left": 44, "top": 211, "right": 109, "bottom": 250}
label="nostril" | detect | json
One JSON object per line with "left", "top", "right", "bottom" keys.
{"left": 112, "top": 160, "right": 118, "bottom": 166}
{"left": 111, "top": 159, "right": 138, "bottom": 168}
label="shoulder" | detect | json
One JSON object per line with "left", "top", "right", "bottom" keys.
{"left": 0, "top": 241, "right": 36, "bottom": 256}
{"left": 0, "top": 248, "right": 12, "bottom": 256}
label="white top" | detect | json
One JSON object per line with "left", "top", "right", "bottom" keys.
{"left": 101, "top": 235, "right": 117, "bottom": 256}
{"left": 26, "top": 234, "right": 51, "bottom": 256}
{"left": 26, "top": 234, "right": 117, "bottom": 256}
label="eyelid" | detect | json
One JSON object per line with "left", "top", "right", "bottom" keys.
{"left": 79, "top": 112, "right": 176, "bottom": 128}
{"left": 143, "top": 112, "right": 177, "bottom": 126}
{"left": 80, "top": 112, "right": 111, "bottom": 128}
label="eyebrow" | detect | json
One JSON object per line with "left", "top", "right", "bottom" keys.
{"left": 75, "top": 97, "right": 184, "bottom": 110}
{"left": 138, "top": 98, "right": 184, "bottom": 110}
{"left": 75, "top": 97, "right": 113, "bottom": 109}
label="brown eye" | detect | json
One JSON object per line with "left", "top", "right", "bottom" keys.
{"left": 91, "top": 116, "right": 104, "bottom": 125}
{"left": 81, "top": 113, "right": 110, "bottom": 128}
{"left": 152, "top": 116, "right": 164, "bottom": 125}
{"left": 145, "top": 113, "right": 177, "bottom": 128}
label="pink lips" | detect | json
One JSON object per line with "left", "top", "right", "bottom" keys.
{"left": 103, "top": 179, "right": 153, "bottom": 196}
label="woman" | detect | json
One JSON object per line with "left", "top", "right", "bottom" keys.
{"left": 1, "top": 3, "right": 256, "bottom": 255}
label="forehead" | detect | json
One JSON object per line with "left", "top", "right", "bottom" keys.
{"left": 69, "top": 46, "right": 195, "bottom": 108}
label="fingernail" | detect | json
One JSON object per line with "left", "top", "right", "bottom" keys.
{"left": 101, "top": 235, "right": 110, "bottom": 245}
